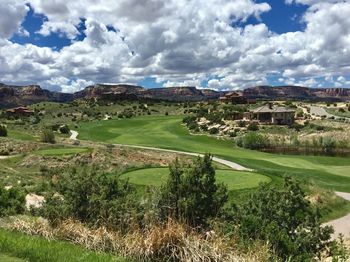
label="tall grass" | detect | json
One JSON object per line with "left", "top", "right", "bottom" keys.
{"left": 5, "top": 216, "right": 271, "bottom": 262}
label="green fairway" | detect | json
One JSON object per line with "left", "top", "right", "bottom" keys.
{"left": 122, "top": 167, "right": 271, "bottom": 190}
{"left": 78, "top": 115, "right": 350, "bottom": 192}
{"left": 35, "top": 147, "right": 91, "bottom": 156}
{"left": 0, "top": 229, "right": 127, "bottom": 262}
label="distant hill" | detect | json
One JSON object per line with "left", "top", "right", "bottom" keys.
{"left": 0, "top": 83, "right": 349, "bottom": 109}
{"left": 0, "top": 83, "right": 73, "bottom": 108}
{"left": 243, "top": 85, "right": 350, "bottom": 101}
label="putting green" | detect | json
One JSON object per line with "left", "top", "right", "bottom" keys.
{"left": 122, "top": 167, "right": 271, "bottom": 190}
{"left": 35, "top": 147, "right": 90, "bottom": 156}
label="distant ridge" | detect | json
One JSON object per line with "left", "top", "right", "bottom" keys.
{"left": 0, "top": 83, "right": 349, "bottom": 109}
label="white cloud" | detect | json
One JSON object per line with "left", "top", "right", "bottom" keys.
{"left": 0, "top": 0, "right": 349, "bottom": 91}
{"left": 0, "top": 0, "right": 28, "bottom": 39}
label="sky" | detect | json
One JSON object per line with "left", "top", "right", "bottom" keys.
{"left": 1, "top": 0, "right": 350, "bottom": 93}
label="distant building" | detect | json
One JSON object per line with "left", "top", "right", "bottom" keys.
{"left": 219, "top": 92, "right": 246, "bottom": 104}
{"left": 244, "top": 103, "right": 295, "bottom": 125}
{"left": 6, "top": 106, "right": 34, "bottom": 117}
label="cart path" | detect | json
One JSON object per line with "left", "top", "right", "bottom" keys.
{"left": 324, "top": 192, "right": 350, "bottom": 239}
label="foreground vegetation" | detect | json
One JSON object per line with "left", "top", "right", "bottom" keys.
{"left": 0, "top": 156, "right": 343, "bottom": 261}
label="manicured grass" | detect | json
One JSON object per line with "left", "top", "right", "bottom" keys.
{"left": 78, "top": 115, "right": 350, "bottom": 193}
{"left": 122, "top": 167, "right": 271, "bottom": 191}
{"left": 0, "top": 229, "right": 128, "bottom": 262}
{"left": 35, "top": 147, "right": 91, "bottom": 156}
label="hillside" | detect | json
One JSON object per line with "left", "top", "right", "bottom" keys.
{"left": 0, "top": 83, "right": 73, "bottom": 108}
{"left": 243, "top": 85, "right": 350, "bottom": 101}
{"left": 1, "top": 83, "right": 350, "bottom": 109}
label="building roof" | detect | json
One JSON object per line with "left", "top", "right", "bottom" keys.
{"left": 250, "top": 104, "right": 295, "bottom": 114}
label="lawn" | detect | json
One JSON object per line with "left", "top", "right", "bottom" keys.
{"left": 78, "top": 115, "right": 350, "bottom": 192}
{"left": 34, "top": 147, "right": 91, "bottom": 156}
{"left": 0, "top": 229, "right": 128, "bottom": 262}
{"left": 122, "top": 167, "right": 271, "bottom": 190}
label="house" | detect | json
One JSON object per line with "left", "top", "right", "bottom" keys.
{"left": 6, "top": 106, "right": 34, "bottom": 117}
{"left": 244, "top": 103, "right": 295, "bottom": 125}
{"left": 219, "top": 92, "right": 247, "bottom": 104}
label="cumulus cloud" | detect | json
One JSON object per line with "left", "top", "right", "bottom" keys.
{"left": 0, "top": 0, "right": 349, "bottom": 91}
{"left": 0, "top": 0, "right": 28, "bottom": 39}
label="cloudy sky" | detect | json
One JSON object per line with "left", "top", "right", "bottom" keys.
{"left": 1, "top": 0, "right": 350, "bottom": 92}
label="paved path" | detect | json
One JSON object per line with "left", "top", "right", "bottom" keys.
{"left": 309, "top": 105, "right": 345, "bottom": 119}
{"left": 324, "top": 192, "right": 350, "bottom": 239}
{"left": 69, "top": 130, "right": 79, "bottom": 140}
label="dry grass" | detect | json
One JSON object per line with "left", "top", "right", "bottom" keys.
{"left": 3, "top": 216, "right": 270, "bottom": 262}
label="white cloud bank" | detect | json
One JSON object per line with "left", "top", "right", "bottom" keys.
{"left": 0, "top": 0, "right": 349, "bottom": 92}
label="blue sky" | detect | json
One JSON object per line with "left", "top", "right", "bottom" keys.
{"left": 1, "top": 0, "right": 350, "bottom": 92}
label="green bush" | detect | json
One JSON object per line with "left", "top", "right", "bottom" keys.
{"left": 158, "top": 154, "right": 228, "bottom": 228}
{"left": 40, "top": 129, "right": 56, "bottom": 144}
{"left": 322, "top": 136, "right": 336, "bottom": 155}
{"left": 238, "top": 132, "right": 269, "bottom": 150}
{"left": 0, "top": 185, "right": 25, "bottom": 217}
{"left": 209, "top": 127, "right": 219, "bottom": 134}
{"left": 41, "top": 167, "right": 136, "bottom": 230}
{"left": 235, "top": 178, "right": 333, "bottom": 261}
{"left": 0, "top": 124, "right": 7, "bottom": 137}
{"left": 247, "top": 122, "right": 259, "bottom": 131}
{"left": 58, "top": 125, "right": 70, "bottom": 134}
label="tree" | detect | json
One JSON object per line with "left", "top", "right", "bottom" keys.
{"left": 159, "top": 154, "right": 228, "bottom": 228}
{"left": 40, "top": 129, "right": 55, "bottom": 144}
{"left": 0, "top": 124, "right": 7, "bottom": 137}
{"left": 235, "top": 178, "right": 333, "bottom": 261}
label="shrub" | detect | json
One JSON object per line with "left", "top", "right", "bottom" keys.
{"left": 40, "top": 129, "right": 55, "bottom": 144}
{"left": 209, "top": 127, "right": 219, "bottom": 134}
{"left": 0, "top": 124, "right": 7, "bottom": 137}
{"left": 235, "top": 177, "right": 333, "bottom": 261}
{"left": 0, "top": 185, "right": 25, "bottom": 217}
{"left": 338, "top": 108, "right": 345, "bottom": 113}
{"left": 41, "top": 167, "right": 136, "bottom": 230}
{"left": 238, "top": 120, "right": 246, "bottom": 127}
{"left": 247, "top": 122, "right": 259, "bottom": 131}
{"left": 58, "top": 125, "right": 70, "bottom": 134}
{"left": 239, "top": 132, "right": 269, "bottom": 150}
{"left": 158, "top": 155, "right": 228, "bottom": 228}
{"left": 322, "top": 136, "right": 336, "bottom": 155}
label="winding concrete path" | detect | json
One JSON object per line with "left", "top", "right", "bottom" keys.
{"left": 309, "top": 105, "right": 349, "bottom": 120}
{"left": 324, "top": 192, "right": 350, "bottom": 239}
{"left": 69, "top": 130, "right": 79, "bottom": 140}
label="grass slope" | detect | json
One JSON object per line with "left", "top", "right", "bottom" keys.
{"left": 78, "top": 115, "right": 350, "bottom": 192}
{"left": 122, "top": 167, "right": 271, "bottom": 191}
{"left": 0, "top": 229, "right": 128, "bottom": 262}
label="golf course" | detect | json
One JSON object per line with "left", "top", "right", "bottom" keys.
{"left": 78, "top": 115, "right": 350, "bottom": 192}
